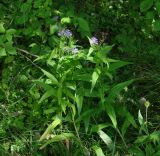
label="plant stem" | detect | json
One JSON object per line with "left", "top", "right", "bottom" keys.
{"left": 117, "top": 128, "right": 128, "bottom": 149}
{"left": 73, "top": 119, "right": 88, "bottom": 155}
{"left": 145, "top": 107, "right": 148, "bottom": 124}
{"left": 145, "top": 107, "right": 149, "bottom": 134}
{"left": 73, "top": 120, "right": 81, "bottom": 140}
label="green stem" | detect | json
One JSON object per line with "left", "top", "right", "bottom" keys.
{"left": 117, "top": 128, "right": 128, "bottom": 149}
{"left": 145, "top": 107, "right": 149, "bottom": 134}
{"left": 73, "top": 119, "right": 88, "bottom": 155}
{"left": 73, "top": 120, "right": 80, "bottom": 140}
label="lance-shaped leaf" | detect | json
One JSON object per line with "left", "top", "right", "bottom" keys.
{"left": 106, "top": 103, "right": 117, "bottom": 128}
{"left": 140, "top": 0, "right": 153, "bottom": 12}
{"left": 39, "top": 118, "right": 61, "bottom": 141}
{"left": 92, "top": 146, "right": 105, "bottom": 156}
{"left": 109, "top": 60, "right": 131, "bottom": 71}
{"left": 90, "top": 123, "right": 110, "bottom": 133}
{"left": 39, "top": 88, "right": 56, "bottom": 103}
{"left": 138, "top": 110, "right": 144, "bottom": 126}
{"left": 91, "top": 68, "right": 101, "bottom": 92}
{"left": 40, "top": 133, "right": 74, "bottom": 149}
{"left": 41, "top": 69, "right": 58, "bottom": 85}
{"left": 106, "top": 79, "right": 135, "bottom": 104}
{"left": 75, "top": 95, "right": 83, "bottom": 115}
{"left": 98, "top": 130, "right": 113, "bottom": 149}
{"left": 105, "top": 79, "right": 135, "bottom": 128}
{"left": 0, "top": 23, "right": 5, "bottom": 33}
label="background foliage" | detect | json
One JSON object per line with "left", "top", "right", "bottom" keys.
{"left": 0, "top": 0, "right": 160, "bottom": 155}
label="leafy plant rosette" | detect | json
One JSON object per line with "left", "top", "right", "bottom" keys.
{"left": 34, "top": 29, "right": 134, "bottom": 153}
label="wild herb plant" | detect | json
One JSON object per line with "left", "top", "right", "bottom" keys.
{"left": 0, "top": 0, "right": 160, "bottom": 155}
{"left": 32, "top": 29, "right": 136, "bottom": 155}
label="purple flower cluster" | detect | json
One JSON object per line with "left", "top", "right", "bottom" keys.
{"left": 58, "top": 29, "right": 72, "bottom": 38}
{"left": 90, "top": 37, "right": 98, "bottom": 45}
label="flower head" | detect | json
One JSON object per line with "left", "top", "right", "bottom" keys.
{"left": 72, "top": 47, "right": 78, "bottom": 54}
{"left": 65, "top": 29, "right": 72, "bottom": 38}
{"left": 90, "top": 36, "right": 98, "bottom": 45}
{"left": 139, "top": 97, "right": 146, "bottom": 105}
{"left": 58, "top": 29, "right": 72, "bottom": 38}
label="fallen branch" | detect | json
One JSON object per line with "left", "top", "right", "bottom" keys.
{"left": 17, "top": 48, "right": 39, "bottom": 58}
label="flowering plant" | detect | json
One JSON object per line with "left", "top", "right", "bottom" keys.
{"left": 34, "top": 28, "right": 133, "bottom": 152}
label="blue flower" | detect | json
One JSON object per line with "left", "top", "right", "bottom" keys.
{"left": 90, "top": 37, "right": 98, "bottom": 45}
{"left": 58, "top": 29, "right": 72, "bottom": 38}
{"left": 72, "top": 47, "right": 78, "bottom": 54}
{"left": 65, "top": 29, "right": 72, "bottom": 38}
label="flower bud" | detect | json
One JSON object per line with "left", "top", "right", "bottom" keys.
{"left": 139, "top": 97, "right": 146, "bottom": 105}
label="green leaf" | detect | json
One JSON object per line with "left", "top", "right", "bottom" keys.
{"left": 41, "top": 69, "right": 58, "bottom": 85}
{"left": 96, "top": 52, "right": 110, "bottom": 65}
{"left": 84, "top": 117, "right": 90, "bottom": 133}
{"left": 0, "top": 47, "right": 7, "bottom": 56}
{"left": 121, "top": 119, "right": 131, "bottom": 137}
{"left": 16, "top": 15, "right": 28, "bottom": 24}
{"left": 61, "top": 17, "right": 71, "bottom": 24}
{"left": 121, "top": 109, "right": 137, "bottom": 136}
{"left": 75, "top": 95, "right": 83, "bottom": 115}
{"left": 34, "top": 0, "right": 42, "bottom": 8}
{"left": 138, "top": 110, "right": 144, "bottom": 126}
{"left": 98, "top": 130, "right": 113, "bottom": 149}
{"left": 109, "top": 61, "right": 131, "bottom": 71}
{"left": 92, "top": 146, "right": 105, "bottom": 156}
{"left": 155, "top": 1, "right": 160, "bottom": 14}
{"left": 106, "top": 103, "right": 117, "bottom": 128}
{"left": 77, "top": 17, "right": 90, "bottom": 36}
{"left": 20, "top": 75, "right": 28, "bottom": 82}
{"left": 5, "top": 42, "right": 16, "bottom": 55}
{"left": 125, "top": 109, "right": 137, "bottom": 128}
{"left": 149, "top": 131, "right": 160, "bottom": 143}
{"left": 21, "top": 2, "right": 32, "bottom": 12}
{"left": 40, "top": 133, "right": 74, "bottom": 149}
{"left": 129, "top": 147, "right": 145, "bottom": 156}
{"left": 4, "top": 56, "right": 14, "bottom": 64}
{"left": 63, "top": 88, "right": 75, "bottom": 100}
{"left": 6, "top": 29, "right": 16, "bottom": 34}
{"left": 33, "top": 80, "right": 53, "bottom": 90}
{"left": 100, "top": 45, "right": 113, "bottom": 54}
{"left": 78, "top": 88, "right": 101, "bottom": 97}
{"left": 91, "top": 123, "right": 110, "bottom": 133}
{"left": 39, "top": 88, "right": 55, "bottom": 103}
{"left": 57, "top": 86, "right": 62, "bottom": 105}
{"left": 75, "top": 109, "right": 95, "bottom": 123}
{"left": 0, "top": 23, "right": 5, "bottom": 33}
{"left": 140, "top": 0, "right": 153, "bottom": 12}
{"left": 71, "top": 73, "right": 91, "bottom": 82}
{"left": 105, "top": 80, "right": 134, "bottom": 128}
{"left": 61, "top": 100, "right": 68, "bottom": 114}
{"left": 6, "top": 33, "right": 12, "bottom": 42}
{"left": 91, "top": 68, "right": 101, "bottom": 92}
{"left": 134, "top": 135, "right": 148, "bottom": 144}
{"left": 106, "top": 79, "right": 135, "bottom": 104}
{"left": 153, "top": 20, "right": 160, "bottom": 31}
{"left": 67, "top": 101, "right": 76, "bottom": 117}
{"left": 50, "top": 24, "right": 58, "bottom": 35}
{"left": 44, "top": 108, "right": 57, "bottom": 114}
{"left": 39, "top": 118, "right": 61, "bottom": 141}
